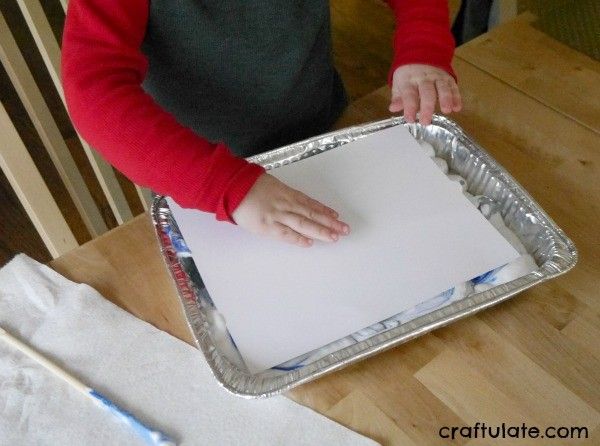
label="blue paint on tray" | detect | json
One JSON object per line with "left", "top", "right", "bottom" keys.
{"left": 471, "top": 268, "right": 499, "bottom": 285}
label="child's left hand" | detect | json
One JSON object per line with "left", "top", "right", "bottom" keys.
{"left": 389, "top": 64, "right": 462, "bottom": 126}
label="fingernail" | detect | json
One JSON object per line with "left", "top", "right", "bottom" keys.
{"left": 343, "top": 225, "right": 350, "bottom": 234}
{"left": 331, "top": 233, "right": 339, "bottom": 241}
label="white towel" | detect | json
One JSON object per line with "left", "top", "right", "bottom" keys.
{"left": 0, "top": 255, "right": 377, "bottom": 446}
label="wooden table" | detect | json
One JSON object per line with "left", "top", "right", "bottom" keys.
{"left": 51, "top": 16, "right": 600, "bottom": 445}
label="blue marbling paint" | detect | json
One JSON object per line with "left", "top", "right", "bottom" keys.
{"left": 89, "top": 390, "right": 175, "bottom": 445}
{"left": 166, "top": 226, "right": 192, "bottom": 257}
{"left": 471, "top": 266, "right": 503, "bottom": 285}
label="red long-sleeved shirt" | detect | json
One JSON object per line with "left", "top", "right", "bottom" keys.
{"left": 61, "top": 0, "right": 454, "bottom": 222}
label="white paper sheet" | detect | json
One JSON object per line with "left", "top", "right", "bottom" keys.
{"left": 168, "top": 125, "right": 519, "bottom": 373}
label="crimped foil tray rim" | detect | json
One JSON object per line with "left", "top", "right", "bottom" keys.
{"left": 151, "top": 115, "right": 577, "bottom": 398}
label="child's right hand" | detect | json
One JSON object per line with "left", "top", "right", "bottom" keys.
{"left": 232, "top": 173, "right": 350, "bottom": 247}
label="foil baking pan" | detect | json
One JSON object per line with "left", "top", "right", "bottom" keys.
{"left": 151, "top": 115, "right": 577, "bottom": 398}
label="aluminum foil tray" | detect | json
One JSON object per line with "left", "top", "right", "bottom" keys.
{"left": 151, "top": 115, "right": 577, "bottom": 398}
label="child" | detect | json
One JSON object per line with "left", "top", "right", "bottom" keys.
{"left": 62, "top": 0, "right": 461, "bottom": 248}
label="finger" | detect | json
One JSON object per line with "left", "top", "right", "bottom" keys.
{"left": 417, "top": 80, "right": 436, "bottom": 125}
{"left": 300, "top": 193, "right": 339, "bottom": 219}
{"left": 389, "top": 94, "right": 403, "bottom": 113}
{"left": 435, "top": 79, "right": 454, "bottom": 114}
{"left": 278, "top": 211, "right": 339, "bottom": 243}
{"left": 305, "top": 204, "right": 349, "bottom": 235}
{"left": 271, "top": 222, "right": 313, "bottom": 247}
{"left": 450, "top": 81, "right": 463, "bottom": 112}
{"left": 400, "top": 84, "right": 419, "bottom": 123}
{"left": 293, "top": 195, "right": 349, "bottom": 235}
{"left": 292, "top": 191, "right": 343, "bottom": 226}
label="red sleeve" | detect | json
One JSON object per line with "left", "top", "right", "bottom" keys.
{"left": 386, "top": 0, "right": 456, "bottom": 83}
{"left": 61, "top": 0, "right": 265, "bottom": 222}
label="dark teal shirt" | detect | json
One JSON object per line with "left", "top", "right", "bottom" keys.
{"left": 142, "top": 0, "right": 347, "bottom": 157}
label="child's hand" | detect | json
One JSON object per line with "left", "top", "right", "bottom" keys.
{"left": 232, "top": 173, "right": 350, "bottom": 247}
{"left": 389, "top": 64, "right": 462, "bottom": 126}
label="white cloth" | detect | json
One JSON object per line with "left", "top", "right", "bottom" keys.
{"left": 0, "top": 255, "right": 377, "bottom": 446}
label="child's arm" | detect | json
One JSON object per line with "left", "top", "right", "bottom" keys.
{"left": 385, "top": 0, "right": 462, "bottom": 125}
{"left": 62, "top": 0, "right": 347, "bottom": 246}
{"left": 62, "top": 0, "right": 261, "bottom": 221}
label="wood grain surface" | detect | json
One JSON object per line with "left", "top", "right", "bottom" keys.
{"left": 50, "top": 16, "right": 600, "bottom": 445}
{"left": 457, "top": 13, "right": 600, "bottom": 134}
